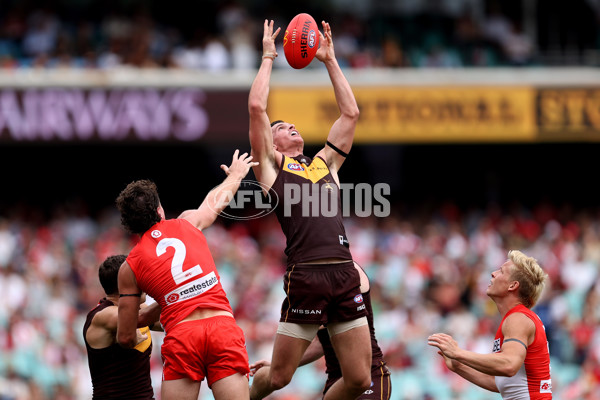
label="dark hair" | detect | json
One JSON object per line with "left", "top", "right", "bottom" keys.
{"left": 116, "top": 179, "right": 162, "bottom": 234}
{"left": 270, "top": 120, "right": 284, "bottom": 127}
{"left": 98, "top": 254, "right": 127, "bottom": 295}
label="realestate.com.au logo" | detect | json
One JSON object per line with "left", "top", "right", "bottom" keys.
{"left": 208, "top": 180, "right": 390, "bottom": 221}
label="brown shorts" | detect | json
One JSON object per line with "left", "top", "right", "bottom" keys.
{"left": 324, "top": 363, "right": 392, "bottom": 400}
{"left": 280, "top": 261, "right": 368, "bottom": 324}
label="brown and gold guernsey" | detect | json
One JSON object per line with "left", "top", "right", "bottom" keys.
{"left": 83, "top": 299, "right": 154, "bottom": 400}
{"left": 271, "top": 154, "right": 352, "bottom": 265}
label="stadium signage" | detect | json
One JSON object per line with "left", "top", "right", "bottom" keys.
{"left": 537, "top": 88, "right": 600, "bottom": 135}
{"left": 0, "top": 88, "right": 249, "bottom": 143}
{"left": 269, "top": 87, "right": 537, "bottom": 143}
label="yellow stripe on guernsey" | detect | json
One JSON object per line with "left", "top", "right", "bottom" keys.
{"left": 134, "top": 326, "right": 152, "bottom": 353}
{"left": 282, "top": 155, "right": 329, "bottom": 183}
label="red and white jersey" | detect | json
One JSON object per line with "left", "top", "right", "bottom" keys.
{"left": 494, "top": 304, "right": 552, "bottom": 399}
{"left": 127, "top": 219, "right": 232, "bottom": 333}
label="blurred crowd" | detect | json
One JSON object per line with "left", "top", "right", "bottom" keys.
{"left": 0, "top": 199, "right": 599, "bottom": 399}
{"left": 0, "top": 0, "right": 599, "bottom": 70}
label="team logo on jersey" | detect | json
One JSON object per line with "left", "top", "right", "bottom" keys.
{"left": 287, "top": 163, "right": 305, "bottom": 171}
{"left": 354, "top": 294, "right": 364, "bottom": 303}
{"left": 166, "top": 293, "right": 179, "bottom": 303}
{"left": 151, "top": 230, "right": 162, "bottom": 238}
{"left": 540, "top": 379, "right": 552, "bottom": 393}
{"left": 493, "top": 338, "right": 501, "bottom": 353}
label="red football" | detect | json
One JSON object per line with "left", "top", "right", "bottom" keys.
{"left": 283, "top": 13, "right": 320, "bottom": 69}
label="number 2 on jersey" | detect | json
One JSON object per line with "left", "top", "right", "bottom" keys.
{"left": 156, "top": 237, "right": 203, "bottom": 285}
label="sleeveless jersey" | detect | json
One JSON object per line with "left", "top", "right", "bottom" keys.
{"left": 494, "top": 305, "right": 552, "bottom": 399}
{"left": 83, "top": 299, "right": 154, "bottom": 400}
{"left": 318, "top": 290, "right": 389, "bottom": 392}
{"left": 127, "top": 219, "right": 232, "bottom": 333}
{"left": 271, "top": 155, "right": 352, "bottom": 265}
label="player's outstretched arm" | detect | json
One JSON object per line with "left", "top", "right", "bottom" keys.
{"left": 180, "top": 150, "right": 258, "bottom": 230}
{"left": 428, "top": 314, "right": 531, "bottom": 378}
{"left": 435, "top": 349, "right": 499, "bottom": 393}
{"left": 315, "top": 21, "right": 359, "bottom": 174}
{"left": 249, "top": 19, "right": 281, "bottom": 186}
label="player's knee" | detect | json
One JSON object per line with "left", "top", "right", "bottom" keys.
{"left": 269, "top": 372, "right": 292, "bottom": 391}
{"left": 346, "top": 374, "right": 371, "bottom": 393}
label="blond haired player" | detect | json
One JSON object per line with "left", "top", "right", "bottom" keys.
{"left": 428, "top": 250, "right": 552, "bottom": 399}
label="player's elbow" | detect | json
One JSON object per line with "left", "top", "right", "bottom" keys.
{"left": 248, "top": 98, "right": 266, "bottom": 115}
{"left": 342, "top": 106, "right": 360, "bottom": 122}
{"left": 117, "top": 330, "right": 137, "bottom": 349}
{"left": 498, "top": 362, "right": 521, "bottom": 377}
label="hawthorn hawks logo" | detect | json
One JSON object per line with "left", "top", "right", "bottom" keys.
{"left": 167, "top": 293, "right": 179, "bottom": 303}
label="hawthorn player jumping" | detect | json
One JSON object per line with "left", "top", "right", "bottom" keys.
{"left": 248, "top": 17, "right": 372, "bottom": 400}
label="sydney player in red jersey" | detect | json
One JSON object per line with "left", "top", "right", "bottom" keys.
{"left": 428, "top": 250, "right": 552, "bottom": 399}
{"left": 116, "top": 150, "right": 258, "bottom": 400}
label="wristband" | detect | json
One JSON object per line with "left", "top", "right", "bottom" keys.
{"left": 262, "top": 53, "right": 277, "bottom": 61}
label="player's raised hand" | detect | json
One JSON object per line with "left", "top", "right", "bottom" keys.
{"left": 315, "top": 21, "right": 335, "bottom": 62}
{"left": 221, "top": 149, "right": 259, "bottom": 178}
{"left": 262, "top": 19, "right": 280, "bottom": 58}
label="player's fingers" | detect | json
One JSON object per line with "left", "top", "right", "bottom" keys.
{"left": 220, "top": 165, "right": 230, "bottom": 175}
{"left": 232, "top": 149, "right": 240, "bottom": 160}
{"left": 273, "top": 27, "right": 281, "bottom": 39}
